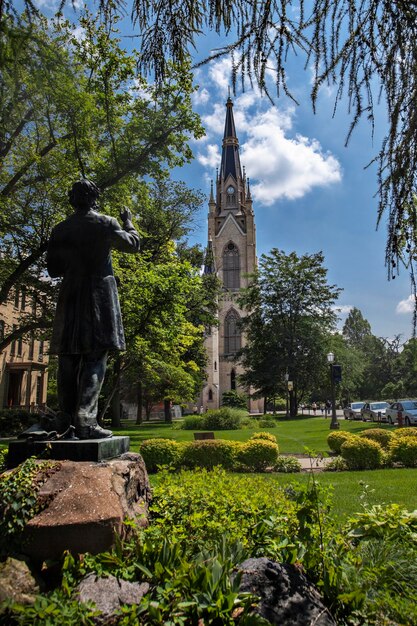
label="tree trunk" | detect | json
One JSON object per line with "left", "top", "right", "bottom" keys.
{"left": 263, "top": 396, "right": 268, "bottom": 415}
{"left": 289, "top": 391, "right": 297, "bottom": 417}
{"left": 111, "top": 387, "right": 121, "bottom": 427}
{"left": 136, "top": 380, "right": 143, "bottom": 425}
{"left": 164, "top": 398, "right": 172, "bottom": 423}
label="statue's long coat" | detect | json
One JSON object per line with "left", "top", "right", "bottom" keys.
{"left": 47, "top": 210, "right": 139, "bottom": 355}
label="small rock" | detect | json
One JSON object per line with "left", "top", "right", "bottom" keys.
{"left": 77, "top": 573, "right": 150, "bottom": 617}
{"left": 237, "top": 557, "right": 336, "bottom": 626}
{"left": 0, "top": 558, "right": 39, "bottom": 605}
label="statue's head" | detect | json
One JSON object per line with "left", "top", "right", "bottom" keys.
{"left": 69, "top": 179, "right": 100, "bottom": 211}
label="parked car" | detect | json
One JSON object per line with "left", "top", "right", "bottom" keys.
{"left": 385, "top": 400, "right": 417, "bottom": 426}
{"left": 360, "top": 401, "right": 389, "bottom": 422}
{"left": 343, "top": 402, "right": 365, "bottom": 420}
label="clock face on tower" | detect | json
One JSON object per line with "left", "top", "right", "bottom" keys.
{"left": 227, "top": 185, "right": 235, "bottom": 194}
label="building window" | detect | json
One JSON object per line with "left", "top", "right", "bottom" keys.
{"left": 231, "top": 369, "right": 236, "bottom": 390}
{"left": 20, "top": 287, "right": 26, "bottom": 311}
{"left": 38, "top": 340, "right": 44, "bottom": 362}
{"left": 10, "top": 324, "right": 17, "bottom": 356}
{"left": 14, "top": 288, "right": 19, "bottom": 308}
{"left": 29, "top": 333, "right": 34, "bottom": 360}
{"left": 223, "top": 242, "right": 240, "bottom": 290}
{"left": 36, "top": 376, "right": 42, "bottom": 406}
{"left": 208, "top": 389, "right": 213, "bottom": 401}
{"left": 0, "top": 320, "right": 4, "bottom": 342}
{"left": 214, "top": 360, "right": 217, "bottom": 371}
{"left": 17, "top": 335, "right": 23, "bottom": 356}
{"left": 224, "top": 310, "right": 241, "bottom": 355}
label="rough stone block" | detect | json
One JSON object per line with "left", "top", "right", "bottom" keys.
{"left": 22, "top": 452, "right": 151, "bottom": 561}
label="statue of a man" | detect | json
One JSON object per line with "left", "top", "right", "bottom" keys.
{"left": 47, "top": 179, "right": 140, "bottom": 439}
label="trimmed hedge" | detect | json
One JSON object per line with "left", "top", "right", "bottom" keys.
{"left": 250, "top": 431, "right": 277, "bottom": 443}
{"left": 327, "top": 430, "right": 357, "bottom": 454}
{"left": 341, "top": 437, "right": 383, "bottom": 470}
{"left": 181, "top": 440, "right": 238, "bottom": 470}
{"left": 359, "top": 428, "right": 393, "bottom": 449}
{"left": 139, "top": 437, "right": 279, "bottom": 473}
{"left": 391, "top": 427, "right": 417, "bottom": 439}
{"left": 236, "top": 439, "right": 279, "bottom": 472}
{"left": 139, "top": 438, "right": 183, "bottom": 472}
{"left": 389, "top": 436, "right": 417, "bottom": 467}
{"left": 0, "top": 409, "right": 36, "bottom": 438}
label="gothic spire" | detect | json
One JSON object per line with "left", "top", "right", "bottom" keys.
{"left": 220, "top": 97, "right": 242, "bottom": 182}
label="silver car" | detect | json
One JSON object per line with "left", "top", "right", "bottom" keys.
{"left": 385, "top": 400, "right": 417, "bottom": 426}
{"left": 343, "top": 402, "right": 365, "bottom": 420}
{"left": 360, "top": 401, "right": 389, "bottom": 422}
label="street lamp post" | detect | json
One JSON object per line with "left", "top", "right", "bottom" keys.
{"left": 327, "top": 352, "right": 340, "bottom": 430}
{"left": 284, "top": 371, "right": 289, "bottom": 418}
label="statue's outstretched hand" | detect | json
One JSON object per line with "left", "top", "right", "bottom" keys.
{"left": 120, "top": 208, "right": 132, "bottom": 223}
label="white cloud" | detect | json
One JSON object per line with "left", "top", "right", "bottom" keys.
{"left": 396, "top": 295, "right": 416, "bottom": 314}
{"left": 192, "top": 88, "right": 210, "bottom": 106}
{"left": 242, "top": 108, "right": 341, "bottom": 204}
{"left": 197, "top": 144, "right": 221, "bottom": 169}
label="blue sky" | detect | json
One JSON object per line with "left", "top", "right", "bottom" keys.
{"left": 32, "top": 1, "right": 416, "bottom": 341}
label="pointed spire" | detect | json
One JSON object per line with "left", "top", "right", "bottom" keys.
{"left": 209, "top": 179, "right": 215, "bottom": 203}
{"left": 203, "top": 237, "right": 216, "bottom": 275}
{"left": 220, "top": 97, "right": 242, "bottom": 182}
{"left": 247, "top": 177, "right": 252, "bottom": 199}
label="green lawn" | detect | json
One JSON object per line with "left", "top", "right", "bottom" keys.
{"left": 112, "top": 415, "right": 395, "bottom": 454}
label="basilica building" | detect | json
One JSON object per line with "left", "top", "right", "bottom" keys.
{"left": 200, "top": 98, "right": 263, "bottom": 413}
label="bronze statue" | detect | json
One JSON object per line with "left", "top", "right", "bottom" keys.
{"left": 47, "top": 179, "right": 140, "bottom": 439}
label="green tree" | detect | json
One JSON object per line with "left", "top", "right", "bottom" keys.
{"left": 12, "top": 1, "right": 417, "bottom": 290}
{"left": 342, "top": 308, "right": 372, "bottom": 350}
{"left": 0, "top": 12, "right": 203, "bottom": 350}
{"left": 239, "top": 249, "right": 341, "bottom": 416}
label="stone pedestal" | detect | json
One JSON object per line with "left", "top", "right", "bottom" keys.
{"left": 7, "top": 436, "right": 130, "bottom": 468}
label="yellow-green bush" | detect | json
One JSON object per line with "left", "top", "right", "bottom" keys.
{"left": 139, "top": 438, "right": 182, "bottom": 472}
{"left": 359, "top": 428, "right": 393, "bottom": 449}
{"left": 236, "top": 439, "right": 279, "bottom": 471}
{"left": 389, "top": 436, "right": 417, "bottom": 467}
{"left": 250, "top": 431, "right": 278, "bottom": 444}
{"left": 391, "top": 427, "right": 417, "bottom": 439}
{"left": 327, "top": 430, "right": 357, "bottom": 454}
{"left": 180, "top": 440, "right": 239, "bottom": 470}
{"left": 341, "top": 437, "right": 383, "bottom": 470}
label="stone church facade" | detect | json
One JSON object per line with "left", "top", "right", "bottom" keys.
{"left": 199, "top": 98, "right": 263, "bottom": 413}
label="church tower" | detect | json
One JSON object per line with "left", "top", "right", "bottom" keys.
{"left": 201, "top": 98, "right": 262, "bottom": 412}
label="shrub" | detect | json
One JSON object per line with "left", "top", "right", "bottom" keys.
{"left": 140, "top": 438, "right": 181, "bottom": 472}
{"left": 324, "top": 456, "right": 349, "bottom": 472}
{"left": 221, "top": 390, "right": 248, "bottom": 410}
{"left": 180, "top": 440, "right": 239, "bottom": 470}
{"left": 250, "top": 431, "right": 277, "bottom": 444}
{"left": 391, "top": 427, "right": 417, "bottom": 439}
{"left": 0, "top": 408, "right": 37, "bottom": 438}
{"left": 203, "top": 407, "right": 247, "bottom": 430}
{"left": 236, "top": 439, "right": 279, "bottom": 472}
{"left": 389, "top": 436, "right": 417, "bottom": 467}
{"left": 341, "top": 437, "right": 383, "bottom": 470}
{"left": 181, "top": 415, "right": 206, "bottom": 430}
{"left": 359, "top": 428, "right": 393, "bottom": 449}
{"left": 274, "top": 455, "right": 302, "bottom": 473}
{"left": 258, "top": 418, "right": 277, "bottom": 428}
{"left": 327, "top": 430, "right": 357, "bottom": 454}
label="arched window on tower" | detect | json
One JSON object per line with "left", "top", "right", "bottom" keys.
{"left": 208, "top": 389, "right": 213, "bottom": 401}
{"left": 223, "top": 242, "right": 240, "bottom": 290}
{"left": 224, "top": 310, "right": 241, "bottom": 355}
{"left": 231, "top": 369, "right": 236, "bottom": 390}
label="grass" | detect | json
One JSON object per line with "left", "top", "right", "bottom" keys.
{"left": 112, "top": 415, "right": 395, "bottom": 454}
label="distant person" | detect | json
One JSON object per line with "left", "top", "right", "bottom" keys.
{"left": 311, "top": 402, "right": 317, "bottom": 415}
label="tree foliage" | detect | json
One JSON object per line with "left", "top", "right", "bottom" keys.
{"left": 238, "top": 249, "right": 341, "bottom": 415}
{"left": 11, "top": 1, "right": 417, "bottom": 296}
{"left": 0, "top": 11, "right": 203, "bottom": 351}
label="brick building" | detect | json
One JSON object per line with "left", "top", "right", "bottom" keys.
{"left": 0, "top": 287, "right": 48, "bottom": 410}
